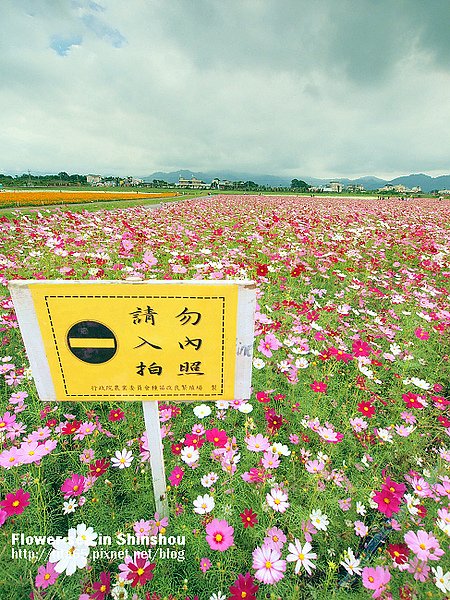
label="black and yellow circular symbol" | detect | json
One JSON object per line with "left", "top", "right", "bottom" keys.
{"left": 67, "top": 321, "right": 117, "bottom": 364}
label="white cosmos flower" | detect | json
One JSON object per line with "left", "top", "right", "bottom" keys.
{"left": 270, "top": 442, "right": 291, "bottom": 456}
{"left": 180, "top": 445, "right": 199, "bottom": 465}
{"left": 215, "top": 400, "right": 229, "bottom": 410}
{"left": 432, "top": 566, "right": 450, "bottom": 593}
{"left": 111, "top": 449, "right": 134, "bottom": 469}
{"left": 74, "top": 523, "right": 98, "bottom": 547}
{"left": 63, "top": 498, "right": 78, "bottom": 514}
{"left": 295, "top": 357, "right": 309, "bottom": 369}
{"left": 193, "top": 404, "right": 212, "bottom": 418}
{"left": 253, "top": 358, "right": 266, "bottom": 369}
{"left": 340, "top": 547, "right": 362, "bottom": 576}
{"left": 238, "top": 402, "right": 253, "bottom": 414}
{"left": 286, "top": 539, "right": 317, "bottom": 575}
{"left": 49, "top": 529, "right": 90, "bottom": 575}
{"left": 266, "top": 487, "right": 289, "bottom": 513}
{"left": 193, "top": 493, "right": 215, "bottom": 514}
{"left": 201, "top": 472, "right": 219, "bottom": 488}
{"left": 404, "top": 493, "right": 420, "bottom": 515}
{"left": 309, "top": 509, "right": 329, "bottom": 531}
{"left": 356, "top": 502, "right": 366, "bottom": 516}
{"left": 410, "top": 377, "right": 430, "bottom": 390}
{"left": 209, "top": 592, "right": 227, "bottom": 600}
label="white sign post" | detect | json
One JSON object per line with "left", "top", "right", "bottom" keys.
{"left": 9, "top": 280, "right": 256, "bottom": 518}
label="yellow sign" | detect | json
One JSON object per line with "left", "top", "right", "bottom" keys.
{"left": 26, "top": 282, "right": 239, "bottom": 401}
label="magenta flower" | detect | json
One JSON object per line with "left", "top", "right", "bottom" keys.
{"left": 361, "top": 566, "right": 391, "bottom": 598}
{"left": 35, "top": 561, "right": 58, "bottom": 589}
{"left": 168, "top": 466, "right": 184, "bottom": 486}
{"left": 205, "top": 519, "right": 234, "bottom": 551}
{"left": 310, "top": 380, "right": 327, "bottom": 393}
{"left": 0, "top": 488, "right": 30, "bottom": 516}
{"left": 372, "top": 488, "right": 402, "bottom": 517}
{"left": 252, "top": 545, "right": 286, "bottom": 584}
{"left": 60, "top": 473, "right": 85, "bottom": 499}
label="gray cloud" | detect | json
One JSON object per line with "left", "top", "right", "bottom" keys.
{"left": 0, "top": 0, "right": 449, "bottom": 178}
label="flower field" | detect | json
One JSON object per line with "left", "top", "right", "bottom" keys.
{"left": 0, "top": 195, "right": 449, "bottom": 600}
{"left": 0, "top": 191, "right": 178, "bottom": 209}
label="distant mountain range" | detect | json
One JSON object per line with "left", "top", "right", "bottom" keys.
{"left": 143, "top": 170, "right": 450, "bottom": 192}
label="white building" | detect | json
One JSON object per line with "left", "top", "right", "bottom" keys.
{"left": 177, "top": 176, "right": 210, "bottom": 189}
{"left": 86, "top": 174, "right": 103, "bottom": 185}
{"left": 329, "top": 181, "right": 343, "bottom": 193}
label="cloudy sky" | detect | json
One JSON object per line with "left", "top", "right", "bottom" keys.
{"left": 1, "top": 0, "right": 449, "bottom": 179}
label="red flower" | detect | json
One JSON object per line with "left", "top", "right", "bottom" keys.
{"left": 229, "top": 572, "right": 259, "bottom": 600}
{"left": 310, "top": 381, "right": 327, "bottom": 393}
{"left": 387, "top": 543, "right": 409, "bottom": 564}
{"left": 127, "top": 557, "right": 156, "bottom": 587}
{"left": 438, "top": 415, "right": 450, "bottom": 428}
{"left": 61, "top": 420, "right": 81, "bottom": 435}
{"left": 240, "top": 508, "right": 258, "bottom": 528}
{"left": 206, "top": 428, "right": 228, "bottom": 448}
{"left": 0, "top": 488, "right": 30, "bottom": 516}
{"left": 255, "top": 263, "right": 269, "bottom": 277}
{"left": 89, "top": 458, "right": 110, "bottom": 477}
{"left": 108, "top": 408, "right": 125, "bottom": 421}
{"left": 171, "top": 443, "right": 182, "bottom": 455}
{"left": 357, "top": 401, "right": 375, "bottom": 418}
{"left": 91, "top": 571, "right": 111, "bottom": 600}
{"left": 402, "top": 392, "right": 424, "bottom": 409}
{"left": 330, "top": 347, "right": 354, "bottom": 363}
{"left": 265, "top": 409, "right": 283, "bottom": 433}
{"left": 291, "top": 264, "right": 305, "bottom": 277}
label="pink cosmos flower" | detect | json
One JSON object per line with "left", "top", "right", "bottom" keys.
{"left": 361, "top": 566, "right": 391, "bottom": 598}
{"left": 263, "top": 527, "right": 286, "bottom": 551}
{"left": 354, "top": 521, "right": 368, "bottom": 537}
{"left": 262, "top": 450, "right": 280, "bottom": 470}
{"left": 404, "top": 529, "right": 444, "bottom": 561}
{"left": 0, "top": 446, "right": 21, "bottom": 469}
{"left": 73, "top": 421, "right": 96, "bottom": 440}
{"left": 205, "top": 519, "right": 234, "bottom": 551}
{"left": 408, "top": 557, "right": 430, "bottom": 582}
{"left": 152, "top": 512, "right": 169, "bottom": 532}
{"left": 0, "top": 509, "right": 8, "bottom": 527}
{"left": 133, "top": 519, "right": 154, "bottom": 537}
{"left": 257, "top": 333, "right": 282, "bottom": 358}
{"left": 372, "top": 489, "right": 402, "bottom": 517}
{"left": 17, "top": 441, "right": 48, "bottom": 465}
{"left": 305, "top": 459, "right": 325, "bottom": 474}
{"left": 246, "top": 433, "right": 270, "bottom": 452}
{"left": 35, "top": 561, "right": 59, "bottom": 589}
{"left": 252, "top": 545, "right": 286, "bottom": 584}
{"left": 410, "top": 477, "right": 431, "bottom": 498}
{"left": 200, "top": 557, "right": 211, "bottom": 573}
